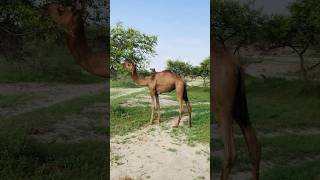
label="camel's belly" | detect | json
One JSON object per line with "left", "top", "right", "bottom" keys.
{"left": 156, "top": 85, "right": 175, "bottom": 94}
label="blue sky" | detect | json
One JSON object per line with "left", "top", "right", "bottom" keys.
{"left": 111, "top": 0, "right": 210, "bottom": 70}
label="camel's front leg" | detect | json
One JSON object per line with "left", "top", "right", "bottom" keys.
{"left": 149, "top": 94, "right": 156, "bottom": 125}
{"left": 218, "top": 110, "right": 236, "bottom": 180}
{"left": 155, "top": 93, "right": 161, "bottom": 125}
{"left": 239, "top": 124, "right": 261, "bottom": 180}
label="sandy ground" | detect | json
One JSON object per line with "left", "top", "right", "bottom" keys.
{"left": 245, "top": 60, "right": 299, "bottom": 79}
{"left": 186, "top": 77, "right": 209, "bottom": 87}
{"left": 245, "top": 61, "right": 299, "bottom": 78}
{"left": 110, "top": 88, "right": 210, "bottom": 180}
{"left": 111, "top": 87, "right": 145, "bottom": 100}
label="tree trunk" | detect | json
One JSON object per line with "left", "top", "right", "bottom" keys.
{"left": 299, "top": 53, "right": 307, "bottom": 80}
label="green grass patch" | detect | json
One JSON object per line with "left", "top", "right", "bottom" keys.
{"left": 0, "top": 93, "right": 38, "bottom": 108}
{"left": 0, "top": 45, "right": 105, "bottom": 83}
{"left": 170, "top": 104, "right": 210, "bottom": 144}
{"left": 0, "top": 90, "right": 108, "bottom": 179}
{"left": 246, "top": 77, "right": 320, "bottom": 129}
{"left": 110, "top": 77, "right": 139, "bottom": 88}
{"left": 261, "top": 159, "right": 320, "bottom": 180}
{"left": 167, "top": 86, "right": 210, "bottom": 103}
{"left": 165, "top": 86, "right": 210, "bottom": 144}
{"left": 261, "top": 135, "right": 320, "bottom": 163}
{"left": 110, "top": 91, "right": 150, "bottom": 136}
{"left": 111, "top": 105, "right": 150, "bottom": 135}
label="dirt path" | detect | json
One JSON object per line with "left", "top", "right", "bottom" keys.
{"left": 110, "top": 87, "right": 145, "bottom": 100}
{"left": 110, "top": 88, "right": 210, "bottom": 180}
{"left": 244, "top": 56, "right": 320, "bottom": 80}
{"left": 245, "top": 60, "right": 300, "bottom": 79}
{"left": 0, "top": 83, "right": 107, "bottom": 118}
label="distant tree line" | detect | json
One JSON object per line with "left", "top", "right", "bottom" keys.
{"left": 213, "top": 0, "right": 320, "bottom": 80}
{"left": 166, "top": 58, "right": 210, "bottom": 87}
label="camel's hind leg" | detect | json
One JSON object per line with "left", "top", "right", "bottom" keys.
{"left": 173, "top": 88, "right": 184, "bottom": 128}
{"left": 218, "top": 110, "right": 237, "bottom": 180}
{"left": 185, "top": 101, "right": 192, "bottom": 128}
{"left": 238, "top": 123, "right": 261, "bottom": 180}
{"left": 149, "top": 93, "right": 156, "bottom": 125}
{"left": 155, "top": 93, "right": 161, "bottom": 125}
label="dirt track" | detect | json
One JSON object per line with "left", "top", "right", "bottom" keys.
{"left": 0, "top": 83, "right": 107, "bottom": 118}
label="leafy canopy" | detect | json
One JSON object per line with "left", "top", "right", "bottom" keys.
{"left": 213, "top": 0, "right": 263, "bottom": 53}
{"left": 166, "top": 59, "right": 192, "bottom": 77}
{"left": 110, "top": 22, "right": 157, "bottom": 74}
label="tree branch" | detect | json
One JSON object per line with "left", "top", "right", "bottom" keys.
{"left": 307, "top": 61, "right": 320, "bottom": 70}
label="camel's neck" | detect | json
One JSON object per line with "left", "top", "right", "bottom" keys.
{"left": 65, "top": 27, "right": 92, "bottom": 64}
{"left": 64, "top": 24, "right": 108, "bottom": 78}
{"left": 212, "top": 37, "right": 227, "bottom": 58}
{"left": 131, "top": 68, "right": 148, "bottom": 86}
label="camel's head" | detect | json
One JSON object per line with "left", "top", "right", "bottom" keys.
{"left": 44, "top": 1, "right": 83, "bottom": 33}
{"left": 122, "top": 62, "right": 135, "bottom": 73}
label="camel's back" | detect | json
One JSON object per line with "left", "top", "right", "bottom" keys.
{"left": 153, "top": 71, "right": 185, "bottom": 93}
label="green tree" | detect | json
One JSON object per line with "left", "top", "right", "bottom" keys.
{"left": 261, "top": 0, "right": 320, "bottom": 80}
{"left": 110, "top": 22, "right": 157, "bottom": 75}
{"left": 213, "top": 0, "right": 263, "bottom": 54}
{"left": 0, "top": 0, "right": 107, "bottom": 57}
{"left": 166, "top": 59, "right": 192, "bottom": 77}
{"left": 199, "top": 57, "right": 210, "bottom": 87}
{"left": 190, "top": 66, "right": 201, "bottom": 80}
{"left": 0, "top": 0, "right": 108, "bottom": 81}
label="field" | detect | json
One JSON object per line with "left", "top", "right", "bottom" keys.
{"left": 110, "top": 77, "right": 210, "bottom": 179}
{"left": 0, "top": 83, "right": 109, "bottom": 179}
{"left": 212, "top": 56, "right": 320, "bottom": 180}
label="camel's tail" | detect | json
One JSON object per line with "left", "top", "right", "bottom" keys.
{"left": 183, "top": 83, "right": 192, "bottom": 127}
{"left": 183, "top": 83, "right": 189, "bottom": 102}
{"left": 233, "top": 68, "right": 251, "bottom": 127}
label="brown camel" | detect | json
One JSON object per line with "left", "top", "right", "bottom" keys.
{"left": 212, "top": 37, "right": 261, "bottom": 180}
{"left": 45, "top": 2, "right": 109, "bottom": 78}
{"left": 123, "top": 62, "right": 192, "bottom": 128}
